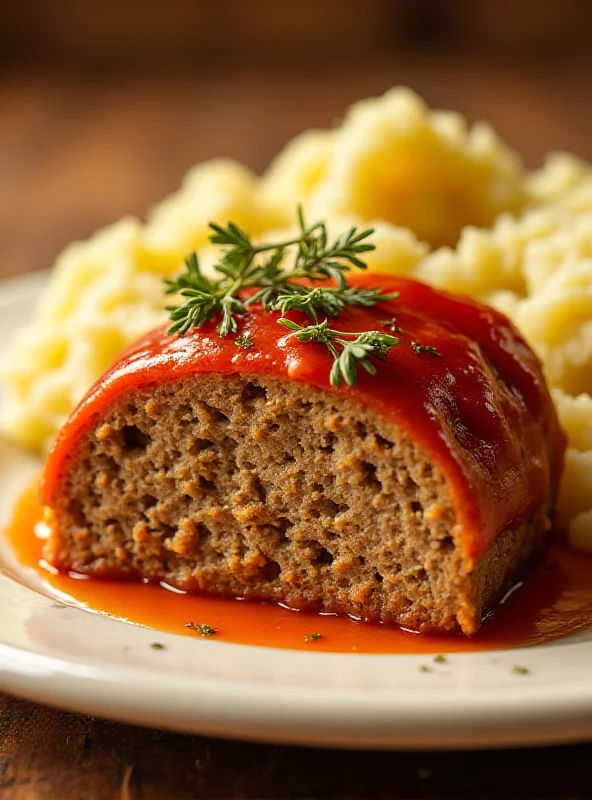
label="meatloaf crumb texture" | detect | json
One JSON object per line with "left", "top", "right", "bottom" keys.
{"left": 45, "top": 373, "right": 551, "bottom": 634}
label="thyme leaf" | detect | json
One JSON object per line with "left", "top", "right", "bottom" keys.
{"left": 278, "top": 318, "right": 399, "bottom": 388}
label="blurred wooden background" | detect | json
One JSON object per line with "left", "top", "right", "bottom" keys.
{"left": 1, "top": 0, "right": 592, "bottom": 279}
{"left": 3, "top": 0, "right": 592, "bottom": 68}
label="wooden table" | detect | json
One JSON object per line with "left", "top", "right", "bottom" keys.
{"left": 1, "top": 60, "right": 592, "bottom": 798}
{"left": 1, "top": 693, "right": 592, "bottom": 799}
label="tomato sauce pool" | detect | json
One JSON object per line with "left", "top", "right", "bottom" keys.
{"left": 6, "top": 482, "right": 592, "bottom": 653}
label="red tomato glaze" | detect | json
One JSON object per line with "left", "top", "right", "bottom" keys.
{"left": 40, "top": 275, "right": 564, "bottom": 565}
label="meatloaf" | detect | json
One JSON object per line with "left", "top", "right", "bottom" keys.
{"left": 40, "top": 275, "right": 565, "bottom": 634}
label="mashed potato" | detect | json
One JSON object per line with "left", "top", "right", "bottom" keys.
{"left": 261, "top": 88, "right": 526, "bottom": 248}
{"left": 1, "top": 87, "right": 591, "bottom": 552}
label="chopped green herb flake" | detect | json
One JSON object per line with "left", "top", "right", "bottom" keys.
{"left": 235, "top": 332, "right": 253, "bottom": 349}
{"left": 512, "top": 665, "right": 530, "bottom": 675}
{"left": 186, "top": 622, "right": 217, "bottom": 637}
{"left": 411, "top": 341, "right": 441, "bottom": 357}
{"left": 50, "top": 602, "right": 68, "bottom": 608}
{"left": 419, "top": 664, "right": 433, "bottom": 673}
{"left": 304, "top": 632, "right": 322, "bottom": 642}
{"left": 433, "top": 654, "right": 447, "bottom": 664}
{"left": 150, "top": 642, "right": 165, "bottom": 650}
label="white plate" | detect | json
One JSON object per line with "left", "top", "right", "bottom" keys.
{"left": 0, "top": 271, "right": 591, "bottom": 751}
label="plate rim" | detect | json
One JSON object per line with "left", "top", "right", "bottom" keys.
{"left": 1, "top": 269, "right": 592, "bottom": 750}
{"left": 1, "top": 629, "right": 592, "bottom": 751}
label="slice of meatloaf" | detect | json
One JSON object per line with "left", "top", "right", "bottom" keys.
{"left": 40, "top": 276, "right": 564, "bottom": 634}
{"left": 42, "top": 376, "right": 550, "bottom": 635}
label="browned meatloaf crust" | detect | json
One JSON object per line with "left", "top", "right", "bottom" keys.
{"left": 44, "top": 373, "right": 552, "bottom": 634}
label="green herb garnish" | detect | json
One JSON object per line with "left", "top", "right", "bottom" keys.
{"left": 235, "top": 332, "right": 253, "bottom": 349}
{"left": 512, "top": 665, "right": 530, "bottom": 675}
{"left": 186, "top": 622, "right": 217, "bottom": 637}
{"left": 411, "top": 341, "right": 441, "bottom": 358}
{"left": 165, "top": 208, "right": 383, "bottom": 336}
{"left": 304, "top": 632, "right": 322, "bottom": 642}
{"left": 275, "top": 284, "right": 398, "bottom": 320}
{"left": 150, "top": 642, "right": 165, "bottom": 650}
{"left": 278, "top": 318, "right": 399, "bottom": 388}
{"left": 433, "top": 654, "right": 447, "bottom": 664}
{"left": 419, "top": 664, "right": 433, "bottom": 673}
{"left": 164, "top": 209, "right": 402, "bottom": 386}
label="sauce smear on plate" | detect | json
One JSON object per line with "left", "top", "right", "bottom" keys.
{"left": 6, "top": 482, "right": 592, "bottom": 654}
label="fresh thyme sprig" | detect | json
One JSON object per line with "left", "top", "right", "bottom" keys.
{"left": 165, "top": 208, "right": 383, "bottom": 336}
{"left": 164, "top": 209, "right": 406, "bottom": 386}
{"left": 278, "top": 318, "right": 400, "bottom": 388}
{"left": 275, "top": 285, "right": 399, "bottom": 321}
{"left": 166, "top": 250, "right": 246, "bottom": 336}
